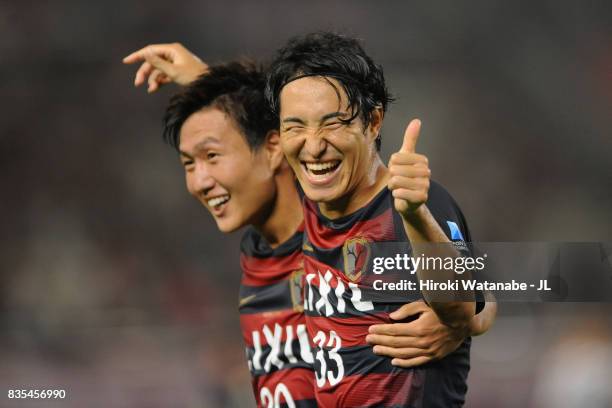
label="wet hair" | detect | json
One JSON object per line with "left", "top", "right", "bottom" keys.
{"left": 265, "top": 32, "right": 393, "bottom": 150}
{"left": 163, "top": 61, "right": 277, "bottom": 150}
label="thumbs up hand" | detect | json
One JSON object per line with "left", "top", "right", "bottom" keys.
{"left": 388, "top": 119, "right": 431, "bottom": 218}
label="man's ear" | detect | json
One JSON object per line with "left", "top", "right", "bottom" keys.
{"left": 264, "top": 129, "right": 284, "bottom": 172}
{"left": 367, "top": 107, "right": 384, "bottom": 144}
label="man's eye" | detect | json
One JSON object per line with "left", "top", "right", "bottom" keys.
{"left": 207, "top": 152, "right": 218, "bottom": 160}
{"left": 284, "top": 126, "right": 303, "bottom": 132}
{"left": 323, "top": 122, "right": 343, "bottom": 130}
{"left": 182, "top": 161, "right": 194, "bottom": 169}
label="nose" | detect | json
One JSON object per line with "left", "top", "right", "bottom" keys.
{"left": 191, "top": 163, "right": 216, "bottom": 196}
{"left": 303, "top": 130, "right": 327, "bottom": 159}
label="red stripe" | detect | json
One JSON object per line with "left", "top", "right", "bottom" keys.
{"left": 252, "top": 367, "right": 316, "bottom": 407}
{"left": 241, "top": 310, "right": 307, "bottom": 347}
{"left": 303, "top": 257, "right": 348, "bottom": 288}
{"left": 315, "top": 371, "right": 424, "bottom": 407}
{"left": 304, "top": 200, "right": 397, "bottom": 249}
{"left": 241, "top": 250, "right": 303, "bottom": 286}
{"left": 296, "top": 221, "right": 305, "bottom": 233}
{"left": 306, "top": 314, "right": 389, "bottom": 347}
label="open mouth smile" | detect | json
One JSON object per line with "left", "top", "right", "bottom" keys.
{"left": 302, "top": 160, "right": 342, "bottom": 186}
{"left": 207, "top": 194, "right": 230, "bottom": 214}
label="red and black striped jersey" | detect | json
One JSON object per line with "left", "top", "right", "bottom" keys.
{"left": 239, "top": 222, "right": 317, "bottom": 407}
{"left": 302, "top": 181, "right": 474, "bottom": 408}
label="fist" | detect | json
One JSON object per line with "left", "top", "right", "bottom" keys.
{"left": 388, "top": 119, "right": 431, "bottom": 217}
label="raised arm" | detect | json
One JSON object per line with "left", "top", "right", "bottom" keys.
{"left": 122, "top": 43, "right": 208, "bottom": 93}
{"left": 387, "top": 119, "right": 475, "bottom": 329}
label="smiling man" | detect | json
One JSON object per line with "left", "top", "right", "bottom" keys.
{"left": 163, "top": 62, "right": 316, "bottom": 407}
{"left": 266, "top": 32, "right": 483, "bottom": 407}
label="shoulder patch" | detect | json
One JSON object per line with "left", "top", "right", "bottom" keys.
{"left": 446, "top": 221, "right": 464, "bottom": 241}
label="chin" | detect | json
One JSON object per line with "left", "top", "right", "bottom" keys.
{"left": 302, "top": 185, "right": 342, "bottom": 204}
{"left": 215, "top": 218, "right": 242, "bottom": 234}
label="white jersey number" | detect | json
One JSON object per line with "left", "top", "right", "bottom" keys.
{"left": 313, "top": 330, "right": 345, "bottom": 387}
{"left": 259, "top": 383, "right": 295, "bottom": 408}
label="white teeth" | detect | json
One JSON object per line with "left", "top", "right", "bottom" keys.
{"left": 208, "top": 195, "right": 230, "bottom": 208}
{"left": 305, "top": 161, "right": 340, "bottom": 171}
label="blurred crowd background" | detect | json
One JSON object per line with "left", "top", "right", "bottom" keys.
{"left": 1, "top": 1, "right": 611, "bottom": 407}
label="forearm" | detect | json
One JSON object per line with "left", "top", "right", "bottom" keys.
{"left": 401, "top": 205, "right": 475, "bottom": 329}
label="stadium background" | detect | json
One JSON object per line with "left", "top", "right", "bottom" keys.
{"left": 1, "top": 1, "right": 611, "bottom": 406}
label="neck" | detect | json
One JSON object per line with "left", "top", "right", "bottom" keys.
{"left": 319, "top": 154, "right": 390, "bottom": 219}
{"left": 253, "top": 167, "right": 303, "bottom": 248}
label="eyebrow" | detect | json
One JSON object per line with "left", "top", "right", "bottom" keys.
{"left": 281, "top": 116, "right": 306, "bottom": 125}
{"left": 180, "top": 136, "right": 221, "bottom": 158}
{"left": 320, "top": 111, "right": 347, "bottom": 123}
{"left": 281, "top": 111, "right": 348, "bottom": 126}
{"left": 179, "top": 151, "right": 192, "bottom": 160}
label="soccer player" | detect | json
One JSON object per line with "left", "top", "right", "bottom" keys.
{"left": 160, "top": 62, "right": 315, "bottom": 407}
{"left": 123, "top": 42, "right": 496, "bottom": 407}
{"left": 265, "top": 32, "right": 487, "bottom": 406}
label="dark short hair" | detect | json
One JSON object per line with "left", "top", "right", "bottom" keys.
{"left": 265, "top": 32, "right": 393, "bottom": 150}
{"left": 163, "top": 61, "right": 277, "bottom": 150}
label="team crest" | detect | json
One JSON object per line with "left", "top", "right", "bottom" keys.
{"left": 289, "top": 269, "right": 305, "bottom": 312}
{"left": 342, "top": 237, "right": 371, "bottom": 282}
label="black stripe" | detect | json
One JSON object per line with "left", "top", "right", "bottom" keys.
{"left": 307, "top": 186, "right": 390, "bottom": 231}
{"left": 312, "top": 339, "right": 471, "bottom": 378}
{"left": 239, "top": 279, "right": 299, "bottom": 314}
{"left": 281, "top": 400, "right": 317, "bottom": 408}
{"left": 245, "top": 340, "right": 314, "bottom": 377}
{"left": 241, "top": 226, "right": 302, "bottom": 258}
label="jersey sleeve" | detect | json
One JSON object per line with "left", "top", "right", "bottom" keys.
{"left": 425, "top": 181, "right": 485, "bottom": 313}
{"left": 425, "top": 181, "right": 471, "bottom": 248}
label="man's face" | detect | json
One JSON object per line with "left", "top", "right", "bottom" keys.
{"left": 179, "top": 107, "right": 276, "bottom": 232}
{"left": 279, "top": 76, "right": 379, "bottom": 204}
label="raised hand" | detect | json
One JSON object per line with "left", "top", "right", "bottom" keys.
{"left": 122, "top": 43, "right": 208, "bottom": 93}
{"left": 387, "top": 119, "right": 431, "bottom": 217}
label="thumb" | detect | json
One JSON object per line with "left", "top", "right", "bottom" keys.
{"left": 144, "top": 51, "right": 176, "bottom": 78}
{"left": 389, "top": 300, "right": 427, "bottom": 320}
{"left": 399, "top": 119, "right": 422, "bottom": 153}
